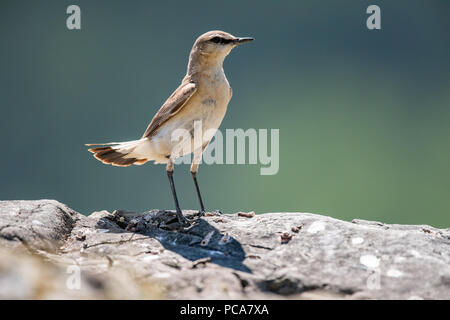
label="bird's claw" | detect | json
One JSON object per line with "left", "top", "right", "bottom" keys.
{"left": 197, "top": 210, "right": 206, "bottom": 217}
{"left": 176, "top": 211, "right": 192, "bottom": 228}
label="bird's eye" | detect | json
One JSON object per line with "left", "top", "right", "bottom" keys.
{"left": 210, "top": 37, "right": 222, "bottom": 44}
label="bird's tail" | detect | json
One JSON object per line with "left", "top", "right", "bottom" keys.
{"left": 86, "top": 139, "right": 151, "bottom": 167}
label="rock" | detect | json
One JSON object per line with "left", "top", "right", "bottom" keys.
{"left": 1, "top": 200, "right": 449, "bottom": 299}
{"left": 0, "top": 248, "right": 163, "bottom": 299}
{"left": 0, "top": 200, "right": 77, "bottom": 253}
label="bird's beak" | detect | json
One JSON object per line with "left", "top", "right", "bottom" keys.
{"left": 233, "top": 37, "right": 254, "bottom": 45}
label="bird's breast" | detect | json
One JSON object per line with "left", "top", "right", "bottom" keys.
{"left": 201, "top": 97, "right": 217, "bottom": 107}
{"left": 195, "top": 70, "right": 231, "bottom": 124}
{"left": 151, "top": 70, "right": 232, "bottom": 158}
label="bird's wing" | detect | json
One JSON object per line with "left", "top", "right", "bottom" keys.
{"left": 142, "top": 81, "right": 197, "bottom": 138}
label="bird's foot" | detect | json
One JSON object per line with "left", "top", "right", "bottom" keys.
{"left": 196, "top": 210, "right": 206, "bottom": 217}
{"left": 176, "top": 210, "right": 192, "bottom": 228}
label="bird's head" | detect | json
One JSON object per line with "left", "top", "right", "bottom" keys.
{"left": 188, "top": 30, "right": 253, "bottom": 72}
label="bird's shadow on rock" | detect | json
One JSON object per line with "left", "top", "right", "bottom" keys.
{"left": 95, "top": 209, "right": 252, "bottom": 273}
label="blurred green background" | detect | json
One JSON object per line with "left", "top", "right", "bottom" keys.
{"left": 1, "top": 1, "right": 449, "bottom": 227}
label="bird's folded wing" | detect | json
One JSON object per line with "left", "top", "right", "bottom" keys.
{"left": 142, "top": 81, "right": 197, "bottom": 138}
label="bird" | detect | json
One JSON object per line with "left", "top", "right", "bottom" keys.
{"left": 86, "top": 30, "right": 254, "bottom": 227}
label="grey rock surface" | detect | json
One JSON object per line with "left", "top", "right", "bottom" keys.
{"left": 1, "top": 199, "right": 449, "bottom": 299}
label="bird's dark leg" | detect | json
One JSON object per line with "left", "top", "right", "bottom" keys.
{"left": 166, "top": 161, "right": 189, "bottom": 226}
{"left": 191, "top": 171, "right": 205, "bottom": 215}
{"left": 190, "top": 156, "right": 206, "bottom": 216}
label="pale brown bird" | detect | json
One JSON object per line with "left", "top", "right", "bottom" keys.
{"left": 86, "top": 30, "right": 254, "bottom": 226}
